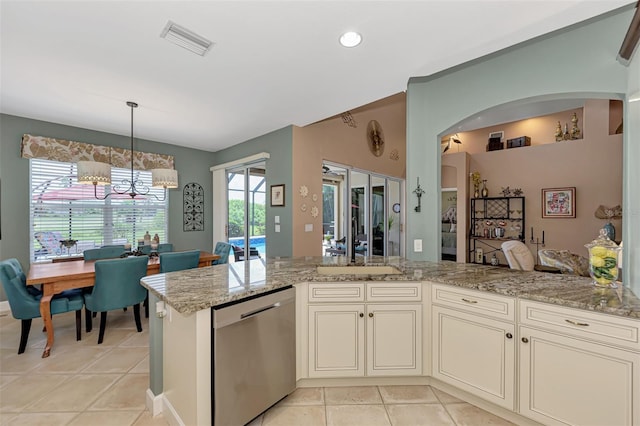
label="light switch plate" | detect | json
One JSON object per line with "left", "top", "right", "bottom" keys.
{"left": 275, "top": 215, "right": 280, "bottom": 224}
{"left": 414, "top": 239, "right": 423, "bottom": 252}
{"left": 275, "top": 224, "right": 281, "bottom": 233}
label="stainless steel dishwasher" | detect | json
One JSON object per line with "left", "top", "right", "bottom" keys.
{"left": 212, "top": 286, "right": 295, "bottom": 426}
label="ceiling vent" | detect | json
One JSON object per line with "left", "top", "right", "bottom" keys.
{"left": 160, "top": 21, "right": 213, "bottom": 56}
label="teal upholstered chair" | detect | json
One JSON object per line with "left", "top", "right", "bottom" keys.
{"left": 212, "top": 242, "right": 232, "bottom": 265}
{"left": 139, "top": 243, "right": 173, "bottom": 255}
{"left": 84, "top": 246, "right": 125, "bottom": 260}
{"left": 84, "top": 256, "right": 149, "bottom": 344}
{"left": 159, "top": 250, "right": 201, "bottom": 273}
{"left": 0, "top": 258, "right": 83, "bottom": 354}
{"left": 100, "top": 244, "right": 125, "bottom": 249}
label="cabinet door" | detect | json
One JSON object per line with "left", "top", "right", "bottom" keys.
{"left": 432, "top": 306, "right": 515, "bottom": 410}
{"left": 519, "top": 326, "right": 639, "bottom": 426}
{"left": 367, "top": 304, "right": 422, "bottom": 376}
{"left": 308, "top": 304, "right": 364, "bottom": 377}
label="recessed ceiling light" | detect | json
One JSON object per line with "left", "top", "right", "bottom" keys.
{"left": 339, "top": 31, "right": 362, "bottom": 48}
{"left": 161, "top": 21, "right": 213, "bottom": 56}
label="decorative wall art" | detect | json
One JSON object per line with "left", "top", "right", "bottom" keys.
{"left": 183, "top": 182, "right": 204, "bottom": 231}
{"left": 542, "top": 187, "right": 576, "bottom": 218}
{"left": 271, "top": 184, "right": 285, "bottom": 207}
{"left": 367, "top": 120, "right": 385, "bottom": 157}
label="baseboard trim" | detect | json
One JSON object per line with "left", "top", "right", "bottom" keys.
{"left": 145, "top": 388, "right": 164, "bottom": 418}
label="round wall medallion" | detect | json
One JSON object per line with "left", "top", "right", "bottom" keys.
{"left": 393, "top": 203, "right": 401, "bottom": 213}
{"left": 300, "top": 203, "right": 307, "bottom": 212}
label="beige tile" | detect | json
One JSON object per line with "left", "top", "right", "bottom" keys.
{"left": 378, "top": 385, "right": 439, "bottom": 404}
{"left": 445, "top": 403, "right": 516, "bottom": 426}
{"left": 4, "top": 411, "right": 78, "bottom": 425}
{"left": 279, "top": 387, "right": 324, "bottom": 406}
{"left": 130, "top": 354, "right": 150, "bottom": 373}
{"left": 88, "top": 373, "right": 149, "bottom": 411}
{"left": 0, "top": 348, "right": 47, "bottom": 373}
{"left": 324, "top": 386, "right": 382, "bottom": 405}
{"left": 120, "top": 330, "right": 150, "bottom": 348}
{"left": 326, "top": 404, "right": 391, "bottom": 426}
{"left": 262, "top": 405, "right": 325, "bottom": 426}
{"left": 0, "top": 374, "right": 68, "bottom": 412}
{"left": 132, "top": 410, "right": 171, "bottom": 426}
{"left": 24, "top": 374, "right": 121, "bottom": 412}
{"left": 432, "top": 387, "right": 464, "bottom": 404}
{"left": 386, "top": 404, "right": 456, "bottom": 426}
{"left": 83, "top": 347, "right": 148, "bottom": 373}
{"left": 0, "top": 374, "right": 20, "bottom": 389}
{"left": 31, "top": 346, "right": 107, "bottom": 374}
{"left": 67, "top": 409, "right": 142, "bottom": 425}
{"left": 85, "top": 328, "right": 142, "bottom": 347}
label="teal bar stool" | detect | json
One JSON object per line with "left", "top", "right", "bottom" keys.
{"left": 212, "top": 242, "right": 232, "bottom": 265}
{"left": 159, "top": 250, "right": 200, "bottom": 273}
{"left": 84, "top": 256, "right": 149, "bottom": 344}
{"left": 0, "top": 258, "right": 83, "bottom": 354}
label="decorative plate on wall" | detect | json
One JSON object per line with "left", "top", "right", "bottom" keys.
{"left": 183, "top": 182, "right": 204, "bottom": 231}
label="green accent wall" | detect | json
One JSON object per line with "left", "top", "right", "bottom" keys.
{"left": 405, "top": 6, "right": 639, "bottom": 294}
{"left": 212, "top": 126, "right": 294, "bottom": 257}
{"left": 0, "top": 113, "right": 217, "bottom": 299}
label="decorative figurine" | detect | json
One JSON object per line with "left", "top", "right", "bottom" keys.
{"left": 481, "top": 180, "right": 488, "bottom": 198}
{"left": 570, "top": 112, "right": 581, "bottom": 139}
{"left": 470, "top": 171, "right": 481, "bottom": 198}
{"left": 555, "top": 121, "right": 563, "bottom": 141}
{"left": 501, "top": 187, "right": 511, "bottom": 197}
{"left": 512, "top": 188, "right": 523, "bottom": 196}
{"left": 563, "top": 123, "right": 570, "bottom": 140}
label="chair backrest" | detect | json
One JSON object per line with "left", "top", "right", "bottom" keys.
{"left": 157, "top": 243, "right": 173, "bottom": 253}
{"left": 0, "top": 259, "right": 41, "bottom": 320}
{"left": 89, "top": 256, "right": 149, "bottom": 312}
{"left": 84, "top": 246, "right": 125, "bottom": 260}
{"left": 501, "top": 241, "right": 535, "bottom": 271}
{"left": 213, "top": 242, "right": 232, "bottom": 265}
{"left": 101, "top": 244, "right": 125, "bottom": 249}
{"left": 159, "top": 250, "right": 201, "bottom": 273}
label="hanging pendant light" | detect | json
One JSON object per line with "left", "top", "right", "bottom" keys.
{"left": 77, "top": 101, "right": 178, "bottom": 200}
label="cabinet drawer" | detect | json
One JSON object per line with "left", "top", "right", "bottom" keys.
{"left": 432, "top": 284, "right": 515, "bottom": 322}
{"left": 519, "top": 300, "right": 640, "bottom": 351}
{"left": 367, "top": 282, "right": 421, "bottom": 302}
{"left": 308, "top": 283, "right": 365, "bottom": 303}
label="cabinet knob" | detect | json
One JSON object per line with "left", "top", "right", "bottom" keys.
{"left": 522, "top": 337, "right": 529, "bottom": 343}
{"left": 369, "top": 312, "right": 374, "bottom": 318}
{"left": 506, "top": 333, "right": 513, "bottom": 339}
{"left": 359, "top": 313, "right": 364, "bottom": 318}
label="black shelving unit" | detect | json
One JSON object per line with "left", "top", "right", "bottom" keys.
{"left": 469, "top": 196, "right": 525, "bottom": 263}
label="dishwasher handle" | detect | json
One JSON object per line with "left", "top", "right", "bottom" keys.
{"left": 240, "top": 302, "right": 280, "bottom": 319}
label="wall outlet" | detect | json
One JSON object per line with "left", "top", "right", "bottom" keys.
{"left": 414, "top": 239, "right": 423, "bottom": 252}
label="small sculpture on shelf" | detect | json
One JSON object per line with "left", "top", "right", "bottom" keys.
{"left": 512, "top": 188, "right": 523, "bottom": 196}
{"left": 563, "top": 123, "right": 570, "bottom": 140}
{"left": 481, "top": 180, "right": 488, "bottom": 198}
{"left": 501, "top": 186, "right": 511, "bottom": 197}
{"left": 470, "top": 171, "right": 481, "bottom": 198}
{"left": 555, "top": 121, "right": 563, "bottom": 142}
{"left": 570, "top": 112, "right": 581, "bottom": 139}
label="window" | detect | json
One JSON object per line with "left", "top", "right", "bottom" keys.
{"left": 30, "top": 158, "right": 168, "bottom": 260}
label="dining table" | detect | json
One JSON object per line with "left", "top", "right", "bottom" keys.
{"left": 26, "top": 250, "right": 219, "bottom": 358}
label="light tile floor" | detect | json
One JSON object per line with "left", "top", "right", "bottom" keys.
{"left": 1, "top": 309, "right": 516, "bottom": 426}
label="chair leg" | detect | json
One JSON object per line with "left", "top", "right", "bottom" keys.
{"left": 97, "top": 312, "right": 107, "bottom": 344}
{"left": 18, "top": 319, "right": 32, "bottom": 354}
{"left": 133, "top": 304, "right": 143, "bottom": 332}
{"left": 75, "top": 310, "right": 82, "bottom": 341}
{"left": 85, "top": 309, "right": 93, "bottom": 333}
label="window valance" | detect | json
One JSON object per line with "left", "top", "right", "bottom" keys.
{"left": 21, "top": 134, "right": 174, "bottom": 171}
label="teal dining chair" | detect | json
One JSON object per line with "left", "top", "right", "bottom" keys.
{"left": 212, "top": 242, "right": 232, "bottom": 265}
{"left": 84, "top": 256, "right": 149, "bottom": 344}
{"left": 139, "top": 243, "right": 173, "bottom": 255}
{"left": 0, "top": 258, "right": 84, "bottom": 354}
{"left": 159, "top": 250, "right": 201, "bottom": 273}
{"left": 84, "top": 246, "right": 125, "bottom": 260}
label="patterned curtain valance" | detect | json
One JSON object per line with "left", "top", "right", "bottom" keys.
{"left": 21, "top": 134, "right": 174, "bottom": 171}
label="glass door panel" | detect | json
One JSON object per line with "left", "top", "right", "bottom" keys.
{"left": 387, "top": 180, "right": 401, "bottom": 256}
{"left": 371, "top": 176, "right": 385, "bottom": 256}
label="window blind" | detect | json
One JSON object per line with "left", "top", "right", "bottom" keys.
{"left": 30, "top": 158, "right": 168, "bottom": 260}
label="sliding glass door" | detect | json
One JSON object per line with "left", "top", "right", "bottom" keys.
{"left": 226, "top": 163, "right": 266, "bottom": 261}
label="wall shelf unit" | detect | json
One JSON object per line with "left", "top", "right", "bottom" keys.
{"left": 470, "top": 197, "right": 525, "bottom": 263}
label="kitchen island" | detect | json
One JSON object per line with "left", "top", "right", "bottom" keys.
{"left": 141, "top": 257, "right": 640, "bottom": 425}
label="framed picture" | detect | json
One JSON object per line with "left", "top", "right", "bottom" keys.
{"left": 270, "top": 184, "right": 285, "bottom": 207}
{"left": 542, "top": 187, "right": 576, "bottom": 218}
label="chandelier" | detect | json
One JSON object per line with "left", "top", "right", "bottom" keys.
{"left": 76, "top": 101, "right": 178, "bottom": 200}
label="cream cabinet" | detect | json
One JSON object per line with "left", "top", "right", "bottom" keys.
{"left": 431, "top": 285, "right": 516, "bottom": 410}
{"left": 519, "top": 300, "right": 640, "bottom": 426}
{"left": 306, "top": 282, "right": 422, "bottom": 378}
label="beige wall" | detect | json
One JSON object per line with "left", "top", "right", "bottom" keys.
{"left": 292, "top": 93, "right": 407, "bottom": 256}
{"left": 442, "top": 99, "right": 622, "bottom": 263}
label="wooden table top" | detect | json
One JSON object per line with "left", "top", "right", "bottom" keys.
{"left": 27, "top": 251, "right": 219, "bottom": 285}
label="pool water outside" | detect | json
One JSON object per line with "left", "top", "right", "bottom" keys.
{"left": 228, "top": 236, "right": 266, "bottom": 256}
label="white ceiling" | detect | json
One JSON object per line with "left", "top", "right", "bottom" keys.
{"left": 0, "top": 1, "right": 633, "bottom": 153}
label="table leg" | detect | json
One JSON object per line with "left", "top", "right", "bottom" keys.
{"left": 39, "top": 295, "right": 54, "bottom": 358}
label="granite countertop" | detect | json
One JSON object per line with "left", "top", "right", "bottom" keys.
{"left": 140, "top": 256, "right": 640, "bottom": 319}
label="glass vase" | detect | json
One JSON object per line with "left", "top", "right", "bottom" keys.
{"left": 585, "top": 229, "right": 621, "bottom": 288}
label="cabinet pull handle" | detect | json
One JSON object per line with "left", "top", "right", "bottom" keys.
{"left": 461, "top": 298, "right": 478, "bottom": 304}
{"left": 506, "top": 333, "right": 513, "bottom": 339}
{"left": 565, "top": 319, "right": 589, "bottom": 327}
{"left": 359, "top": 313, "right": 364, "bottom": 318}
{"left": 522, "top": 337, "right": 529, "bottom": 343}
{"left": 369, "top": 312, "right": 374, "bottom": 318}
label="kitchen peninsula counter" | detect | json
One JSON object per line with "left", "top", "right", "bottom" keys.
{"left": 140, "top": 256, "right": 640, "bottom": 319}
